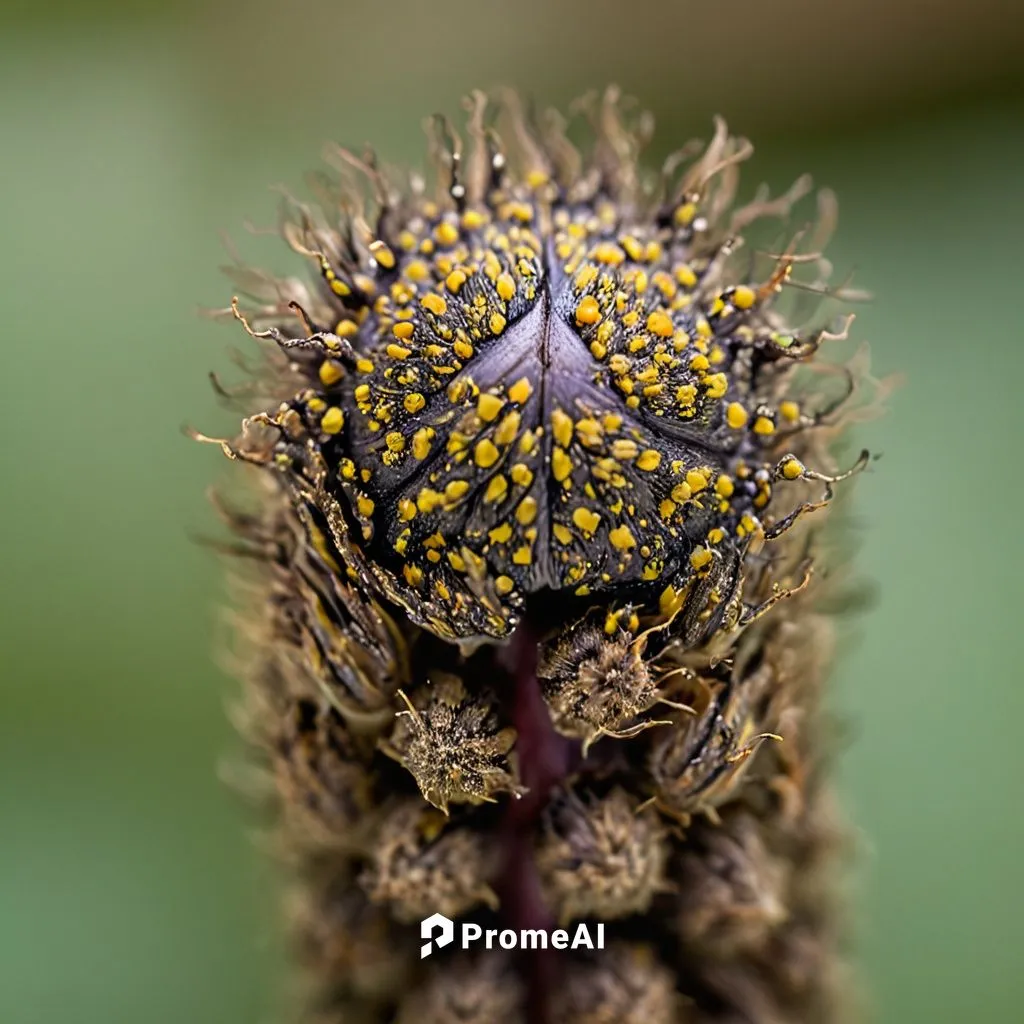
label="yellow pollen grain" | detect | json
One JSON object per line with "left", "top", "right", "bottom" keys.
{"left": 445, "top": 269, "right": 467, "bottom": 293}
{"left": 636, "top": 449, "right": 661, "bottom": 472}
{"left": 553, "top": 523, "right": 572, "bottom": 545}
{"left": 392, "top": 321, "right": 415, "bottom": 341}
{"left": 496, "top": 273, "right": 516, "bottom": 301}
{"left": 490, "top": 313, "right": 507, "bottom": 335}
{"left": 319, "top": 360, "right": 344, "bottom": 386}
{"left": 505, "top": 466, "right": 531, "bottom": 492}
{"left": 416, "top": 488, "right": 443, "bottom": 513}
{"left": 594, "top": 242, "right": 625, "bottom": 265}
{"left": 320, "top": 407, "right": 344, "bottom": 434}
{"left": 385, "top": 431, "right": 405, "bottom": 452}
{"left": 608, "top": 524, "right": 636, "bottom": 551}
{"left": 484, "top": 475, "right": 508, "bottom": 503}
{"left": 659, "top": 498, "right": 676, "bottom": 519}
{"left": 611, "top": 438, "right": 638, "bottom": 460}
{"left": 733, "top": 285, "right": 756, "bottom": 310}
{"left": 512, "top": 545, "right": 532, "bottom": 565}
{"left": 403, "top": 564, "right": 423, "bottom": 586}
{"left": 782, "top": 456, "right": 805, "bottom": 480}
{"left": 477, "top": 393, "right": 504, "bottom": 422}
{"left": 516, "top": 496, "right": 538, "bottom": 525}
{"left": 386, "top": 343, "right": 411, "bottom": 360}
{"left": 475, "top": 439, "right": 500, "bottom": 468}
{"left": 685, "top": 469, "right": 708, "bottom": 493}
{"left": 715, "top": 475, "right": 735, "bottom": 497}
{"left": 704, "top": 373, "right": 728, "bottom": 399}
{"left": 508, "top": 377, "right": 533, "bottom": 405}
{"left": 357, "top": 495, "right": 375, "bottom": 517}
{"left": 572, "top": 507, "right": 601, "bottom": 534}
{"left": 435, "top": 221, "right": 459, "bottom": 246}
{"left": 489, "top": 522, "right": 513, "bottom": 544}
{"left": 551, "top": 409, "right": 573, "bottom": 448}
{"left": 690, "top": 546, "right": 713, "bottom": 571}
{"left": 575, "top": 295, "right": 601, "bottom": 325}
{"left": 780, "top": 400, "right": 800, "bottom": 422}
{"left": 495, "top": 575, "right": 515, "bottom": 595}
{"left": 444, "top": 480, "right": 470, "bottom": 502}
{"left": 753, "top": 416, "right": 775, "bottom": 435}
{"left": 493, "top": 411, "right": 521, "bottom": 447}
{"left": 404, "top": 392, "right": 426, "bottom": 414}
{"left": 398, "top": 499, "right": 417, "bottom": 521}
{"left": 725, "top": 402, "right": 748, "bottom": 429}
{"left": 647, "top": 311, "right": 673, "bottom": 337}
{"left": 420, "top": 293, "right": 447, "bottom": 316}
{"left": 552, "top": 447, "right": 572, "bottom": 482}
{"left": 412, "top": 428, "right": 433, "bottom": 460}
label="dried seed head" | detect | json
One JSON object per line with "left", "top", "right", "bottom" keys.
{"left": 273, "top": 698, "right": 376, "bottom": 846}
{"left": 359, "top": 799, "right": 498, "bottom": 921}
{"left": 673, "top": 809, "right": 788, "bottom": 957}
{"left": 536, "top": 786, "right": 668, "bottom": 923}
{"left": 395, "top": 954, "right": 526, "bottom": 1024}
{"left": 548, "top": 942, "right": 687, "bottom": 1024}
{"left": 213, "top": 89, "right": 865, "bottom": 646}
{"left": 381, "top": 673, "right": 524, "bottom": 813}
{"left": 537, "top": 621, "right": 657, "bottom": 744}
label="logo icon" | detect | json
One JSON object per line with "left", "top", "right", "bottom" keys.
{"left": 420, "top": 912, "right": 455, "bottom": 958}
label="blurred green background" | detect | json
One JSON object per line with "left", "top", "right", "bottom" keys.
{"left": 1, "top": 1, "right": 1022, "bottom": 1021}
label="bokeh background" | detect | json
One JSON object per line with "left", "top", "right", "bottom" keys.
{"left": 2, "top": 2, "right": 1022, "bottom": 1021}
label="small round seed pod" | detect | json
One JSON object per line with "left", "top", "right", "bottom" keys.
{"left": 380, "top": 672, "right": 523, "bottom": 813}
{"left": 272, "top": 698, "right": 376, "bottom": 848}
{"left": 547, "top": 942, "right": 687, "bottom": 1024}
{"left": 395, "top": 954, "right": 526, "bottom": 1024}
{"left": 536, "top": 786, "right": 669, "bottom": 923}
{"left": 359, "top": 799, "right": 498, "bottom": 922}
{"left": 537, "top": 621, "right": 659, "bottom": 747}
{"left": 672, "top": 809, "right": 788, "bottom": 958}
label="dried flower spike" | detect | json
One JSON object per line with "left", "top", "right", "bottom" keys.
{"left": 201, "top": 86, "right": 879, "bottom": 1024}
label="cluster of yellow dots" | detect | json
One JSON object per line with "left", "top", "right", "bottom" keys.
{"left": 266, "top": 121, "right": 829, "bottom": 641}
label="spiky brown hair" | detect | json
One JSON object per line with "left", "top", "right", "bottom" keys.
{"left": 198, "top": 86, "right": 878, "bottom": 1023}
